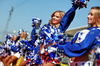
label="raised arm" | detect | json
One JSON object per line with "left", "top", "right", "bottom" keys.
{"left": 59, "top": 4, "right": 78, "bottom": 33}
{"left": 31, "top": 27, "right": 36, "bottom": 42}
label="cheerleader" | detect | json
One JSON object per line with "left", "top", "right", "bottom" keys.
{"left": 4, "top": 35, "right": 18, "bottom": 66}
{"left": 57, "top": 2, "right": 100, "bottom": 66}
{"left": 19, "top": 17, "right": 42, "bottom": 66}
{"left": 0, "top": 34, "right": 13, "bottom": 66}
{"left": 35, "top": 1, "right": 84, "bottom": 65}
{"left": 6, "top": 29, "right": 28, "bottom": 66}
{"left": 35, "top": 8, "right": 71, "bottom": 66}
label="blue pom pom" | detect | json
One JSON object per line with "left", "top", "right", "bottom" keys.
{"left": 18, "top": 29, "right": 24, "bottom": 35}
{"left": 32, "top": 17, "right": 42, "bottom": 29}
{"left": 6, "top": 34, "right": 12, "bottom": 39}
{"left": 72, "top": 0, "right": 90, "bottom": 9}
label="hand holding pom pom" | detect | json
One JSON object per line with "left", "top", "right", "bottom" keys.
{"left": 18, "top": 29, "right": 24, "bottom": 35}
{"left": 5, "top": 34, "right": 12, "bottom": 39}
{"left": 32, "top": 17, "right": 42, "bottom": 29}
{"left": 72, "top": 0, "right": 90, "bottom": 9}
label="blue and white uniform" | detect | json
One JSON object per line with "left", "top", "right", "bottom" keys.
{"left": 18, "top": 27, "right": 41, "bottom": 65}
{"left": 36, "top": 23, "right": 67, "bottom": 64}
{"left": 0, "top": 34, "right": 13, "bottom": 57}
{"left": 1, "top": 39, "right": 12, "bottom": 57}
{"left": 58, "top": 27, "right": 100, "bottom": 57}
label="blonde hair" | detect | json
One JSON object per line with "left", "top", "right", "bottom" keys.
{"left": 91, "top": 7, "right": 100, "bottom": 27}
{"left": 11, "top": 35, "right": 17, "bottom": 41}
{"left": 23, "top": 31, "right": 28, "bottom": 40}
{"left": 49, "top": 10, "right": 65, "bottom": 25}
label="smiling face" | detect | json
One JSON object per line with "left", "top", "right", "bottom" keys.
{"left": 51, "top": 12, "right": 61, "bottom": 25}
{"left": 87, "top": 9, "right": 97, "bottom": 27}
{"left": 49, "top": 11, "right": 65, "bottom": 27}
{"left": 12, "top": 35, "right": 17, "bottom": 41}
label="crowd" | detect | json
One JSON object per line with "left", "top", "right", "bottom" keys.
{"left": 0, "top": 0, "right": 100, "bottom": 66}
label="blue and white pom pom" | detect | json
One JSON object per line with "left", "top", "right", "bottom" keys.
{"left": 18, "top": 29, "right": 24, "bottom": 35}
{"left": 94, "top": 34, "right": 100, "bottom": 60}
{"left": 72, "top": 0, "right": 90, "bottom": 9}
{"left": 5, "top": 34, "right": 12, "bottom": 39}
{"left": 32, "top": 17, "right": 42, "bottom": 29}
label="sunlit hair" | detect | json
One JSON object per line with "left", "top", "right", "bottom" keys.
{"left": 23, "top": 31, "right": 28, "bottom": 40}
{"left": 91, "top": 7, "right": 100, "bottom": 27}
{"left": 11, "top": 35, "right": 17, "bottom": 41}
{"left": 49, "top": 10, "right": 65, "bottom": 24}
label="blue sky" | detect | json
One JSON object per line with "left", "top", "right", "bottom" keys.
{"left": 0, "top": 0, "right": 100, "bottom": 42}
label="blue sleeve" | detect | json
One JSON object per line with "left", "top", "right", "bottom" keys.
{"left": 31, "top": 27, "right": 36, "bottom": 42}
{"left": 58, "top": 31, "right": 98, "bottom": 57}
{"left": 59, "top": 4, "right": 78, "bottom": 33}
{"left": 15, "top": 36, "right": 20, "bottom": 43}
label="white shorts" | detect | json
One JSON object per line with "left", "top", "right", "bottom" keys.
{"left": 0, "top": 61, "right": 4, "bottom": 66}
{"left": 11, "top": 51, "right": 14, "bottom": 55}
{"left": 13, "top": 52, "right": 20, "bottom": 58}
